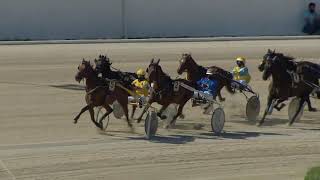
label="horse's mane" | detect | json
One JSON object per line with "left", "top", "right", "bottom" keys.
{"left": 272, "top": 52, "right": 297, "bottom": 71}
{"left": 158, "top": 65, "right": 172, "bottom": 81}
{"left": 275, "top": 53, "right": 294, "bottom": 61}
{"left": 82, "top": 60, "right": 94, "bottom": 69}
{"left": 183, "top": 53, "right": 232, "bottom": 79}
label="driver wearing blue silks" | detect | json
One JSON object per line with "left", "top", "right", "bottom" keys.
{"left": 194, "top": 68, "right": 219, "bottom": 101}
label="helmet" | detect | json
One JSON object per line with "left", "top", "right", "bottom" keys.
{"left": 136, "top": 68, "right": 146, "bottom": 76}
{"left": 206, "top": 68, "right": 215, "bottom": 75}
{"left": 236, "top": 57, "right": 246, "bottom": 63}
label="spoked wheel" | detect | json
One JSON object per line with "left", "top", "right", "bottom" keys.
{"left": 95, "top": 106, "right": 111, "bottom": 131}
{"left": 112, "top": 101, "right": 124, "bottom": 119}
{"left": 211, "top": 108, "right": 225, "bottom": 135}
{"left": 246, "top": 96, "right": 260, "bottom": 122}
{"left": 144, "top": 110, "right": 158, "bottom": 139}
{"left": 288, "top": 97, "right": 305, "bottom": 122}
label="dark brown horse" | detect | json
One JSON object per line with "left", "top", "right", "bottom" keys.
{"left": 73, "top": 59, "right": 132, "bottom": 130}
{"left": 258, "top": 49, "right": 319, "bottom": 112}
{"left": 94, "top": 55, "right": 140, "bottom": 119}
{"left": 177, "top": 53, "right": 235, "bottom": 101}
{"left": 136, "top": 59, "right": 193, "bottom": 127}
{"left": 258, "top": 50, "right": 317, "bottom": 126}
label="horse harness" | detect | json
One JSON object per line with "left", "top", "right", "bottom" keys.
{"left": 151, "top": 80, "right": 182, "bottom": 101}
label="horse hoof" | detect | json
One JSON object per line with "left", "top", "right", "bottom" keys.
{"left": 256, "top": 122, "right": 263, "bottom": 127}
{"left": 164, "top": 124, "right": 170, "bottom": 129}
{"left": 160, "top": 115, "right": 167, "bottom": 120}
{"left": 309, "top": 108, "right": 317, "bottom": 112}
{"left": 136, "top": 118, "right": 142, "bottom": 123}
{"left": 73, "top": 120, "right": 77, "bottom": 124}
{"left": 287, "top": 122, "right": 293, "bottom": 126}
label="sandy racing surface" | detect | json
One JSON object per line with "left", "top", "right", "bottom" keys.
{"left": 0, "top": 39, "right": 319, "bottom": 180}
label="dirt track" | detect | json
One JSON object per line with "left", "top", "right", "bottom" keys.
{"left": 0, "top": 39, "right": 319, "bottom": 180}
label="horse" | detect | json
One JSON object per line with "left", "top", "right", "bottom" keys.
{"left": 258, "top": 49, "right": 319, "bottom": 112}
{"left": 94, "top": 55, "right": 139, "bottom": 119}
{"left": 94, "top": 55, "right": 137, "bottom": 88}
{"left": 258, "top": 50, "right": 317, "bottom": 126}
{"left": 177, "top": 53, "right": 235, "bottom": 102}
{"left": 73, "top": 59, "right": 133, "bottom": 130}
{"left": 136, "top": 59, "right": 193, "bottom": 128}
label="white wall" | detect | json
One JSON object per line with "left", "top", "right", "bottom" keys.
{"left": 0, "top": 0, "right": 123, "bottom": 40}
{"left": 126, "top": 0, "right": 307, "bottom": 37}
{"left": 0, "top": 0, "right": 318, "bottom": 40}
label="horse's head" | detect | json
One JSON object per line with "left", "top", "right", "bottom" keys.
{"left": 75, "top": 59, "right": 95, "bottom": 83}
{"left": 177, "top": 53, "right": 193, "bottom": 75}
{"left": 146, "top": 58, "right": 162, "bottom": 90}
{"left": 94, "top": 54, "right": 112, "bottom": 74}
{"left": 259, "top": 49, "right": 277, "bottom": 72}
{"left": 261, "top": 52, "right": 279, "bottom": 81}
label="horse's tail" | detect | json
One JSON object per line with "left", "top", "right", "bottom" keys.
{"left": 224, "top": 72, "right": 236, "bottom": 94}
{"left": 212, "top": 67, "right": 235, "bottom": 94}
{"left": 225, "top": 81, "right": 236, "bottom": 94}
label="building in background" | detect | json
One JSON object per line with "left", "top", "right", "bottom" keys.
{"left": 0, "top": 0, "right": 317, "bottom": 40}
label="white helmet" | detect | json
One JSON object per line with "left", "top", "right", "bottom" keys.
{"left": 206, "top": 68, "right": 215, "bottom": 75}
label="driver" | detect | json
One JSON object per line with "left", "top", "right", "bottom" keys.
{"left": 128, "top": 68, "right": 149, "bottom": 107}
{"left": 231, "top": 57, "right": 251, "bottom": 88}
{"left": 194, "top": 68, "right": 219, "bottom": 101}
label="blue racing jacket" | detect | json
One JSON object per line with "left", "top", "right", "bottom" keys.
{"left": 196, "top": 77, "right": 219, "bottom": 96}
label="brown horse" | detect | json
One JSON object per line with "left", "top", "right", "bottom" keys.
{"left": 73, "top": 59, "right": 132, "bottom": 130}
{"left": 177, "top": 53, "right": 235, "bottom": 101}
{"left": 136, "top": 59, "right": 193, "bottom": 127}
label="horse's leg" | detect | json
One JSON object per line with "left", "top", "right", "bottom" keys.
{"left": 257, "top": 95, "right": 274, "bottom": 126}
{"left": 131, "top": 105, "right": 137, "bottom": 120}
{"left": 274, "top": 99, "right": 286, "bottom": 111}
{"left": 88, "top": 106, "right": 102, "bottom": 129}
{"left": 288, "top": 97, "right": 306, "bottom": 126}
{"left": 98, "top": 104, "right": 113, "bottom": 127}
{"left": 217, "top": 86, "right": 225, "bottom": 102}
{"left": 73, "top": 105, "right": 90, "bottom": 123}
{"left": 117, "top": 96, "right": 132, "bottom": 128}
{"left": 306, "top": 96, "right": 317, "bottom": 112}
{"left": 170, "top": 100, "right": 188, "bottom": 127}
{"left": 157, "top": 104, "right": 170, "bottom": 119}
{"left": 137, "top": 104, "right": 150, "bottom": 123}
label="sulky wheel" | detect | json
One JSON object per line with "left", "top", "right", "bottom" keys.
{"left": 144, "top": 110, "right": 158, "bottom": 139}
{"left": 211, "top": 108, "right": 225, "bottom": 135}
{"left": 112, "top": 101, "right": 124, "bottom": 119}
{"left": 246, "top": 96, "right": 260, "bottom": 122}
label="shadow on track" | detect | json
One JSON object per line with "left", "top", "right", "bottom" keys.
{"left": 128, "top": 135, "right": 196, "bottom": 144}
{"left": 200, "top": 131, "right": 286, "bottom": 140}
{"left": 50, "top": 84, "right": 85, "bottom": 91}
{"left": 231, "top": 116, "right": 289, "bottom": 126}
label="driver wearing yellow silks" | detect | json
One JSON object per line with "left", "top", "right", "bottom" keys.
{"left": 231, "top": 57, "right": 251, "bottom": 88}
{"left": 128, "top": 69, "right": 149, "bottom": 108}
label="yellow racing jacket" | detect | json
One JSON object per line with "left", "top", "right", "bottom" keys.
{"left": 232, "top": 66, "right": 251, "bottom": 83}
{"left": 132, "top": 79, "right": 149, "bottom": 96}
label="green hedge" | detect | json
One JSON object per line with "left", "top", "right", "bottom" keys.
{"left": 305, "top": 167, "right": 320, "bottom": 180}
